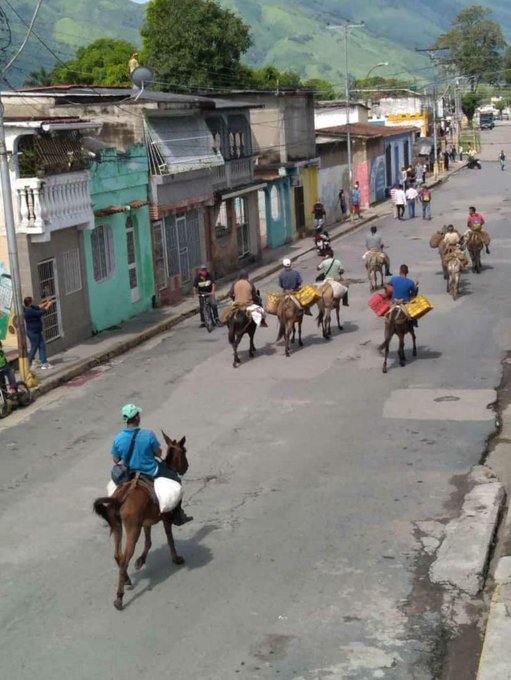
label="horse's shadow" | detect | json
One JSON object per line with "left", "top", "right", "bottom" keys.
{"left": 124, "top": 525, "right": 215, "bottom": 609}
{"left": 378, "top": 344, "right": 442, "bottom": 369}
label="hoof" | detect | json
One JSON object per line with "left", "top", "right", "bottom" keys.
{"left": 125, "top": 581, "right": 134, "bottom": 591}
{"left": 114, "top": 599, "right": 123, "bottom": 611}
{"left": 173, "top": 556, "right": 185, "bottom": 565}
{"left": 299, "top": 341, "right": 303, "bottom": 347}
{"left": 382, "top": 366, "right": 387, "bottom": 374}
{"left": 135, "top": 557, "right": 145, "bottom": 570}
{"left": 339, "top": 325, "right": 344, "bottom": 331}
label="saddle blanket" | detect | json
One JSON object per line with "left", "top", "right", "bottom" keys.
{"left": 320, "top": 279, "right": 348, "bottom": 300}
{"left": 246, "top": 303, "right": 265, "bottom": 326}
{"left": 107, "top": 477, "right": 183, "bottom": 514}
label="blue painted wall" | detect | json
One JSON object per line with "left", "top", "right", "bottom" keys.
{"left": 265, "top": 177, "right": 293, "bottom": 248}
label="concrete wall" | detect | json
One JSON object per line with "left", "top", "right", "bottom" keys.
{"left": 249, "top": 93, "right": 316, "bottom": 164}
{"left": 86, "top": 146, "right": 154, "bottom": 332}
{"left": 319, "top": 165, "right": 348, "bottom": 226}
{"left": 299, "top": 167, "right": 319, "bottom": 232}
{"left": 315, "top": 105, "right": 369, "bottom": 130}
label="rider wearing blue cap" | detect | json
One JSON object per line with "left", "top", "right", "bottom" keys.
{"left": 112, "top": 404, "right": 192, "bottom": 524}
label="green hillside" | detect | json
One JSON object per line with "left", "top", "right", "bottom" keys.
{"left": 3, "top": 0, "right": 510, "bottom": 89}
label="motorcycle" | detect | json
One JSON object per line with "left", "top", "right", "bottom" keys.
{"left": 314, "top": 223, "right": 332, "bottom": 256}
{"left": 467, "top": 157, "right": 482, "bottom": 170}
{"left": 0, "top": 379, "right": 31, "bottom": 418}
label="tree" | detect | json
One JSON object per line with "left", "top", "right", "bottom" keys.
{"left": 303, "top": 78, "right": 336, "bottom": 100}
{"left": 52, "top": 39, "right": 137, "bottom": 86}
{"left": 240, "top": 65, "right": 302, "bottom": 90}
{"left": 504, "top": 46, "right": 511, "bottom": 85}
{"left": 494, "top": 99, "right": 505, "bottom": 118}
{"left": 462, "top": 91, "right": 483, "bottom": 126}
{"left": 23, "top": 67, "right": 55, "bottom": 87}
{"left": 434, "top": 6, "right": 507, "bottom": 90}
{"left": 141, "top": 0, "right": 252, "bottom": 90}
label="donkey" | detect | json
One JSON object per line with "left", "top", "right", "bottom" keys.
{"left": 466, "top": 231, "right": 484, "bottom": 273}
{"left": 93, "top": 433, "right": 188, "bottom": 611}
{"left": 365, "top": 251, "right": 386, "bottom": 291}
{"left": 316, "top": 282, "right": 345, "bottom": 339}
{"left": 277, "top": 295, "right": 303, "bottom": 357}
{"left": 227, "top": 307, "right": 257, "bottom": 368}
{"left": 379, "top": 305, "right": 417, "bottom": 373}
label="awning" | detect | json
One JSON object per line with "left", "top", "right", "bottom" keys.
{"left": 220, "top": 182, "right": 267, "bottom": 200}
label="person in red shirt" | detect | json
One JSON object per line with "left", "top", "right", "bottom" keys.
{"left": 466, "top": 206, "right": 490, "bottom": 254}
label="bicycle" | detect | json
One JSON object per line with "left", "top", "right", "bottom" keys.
{"left": 199, "top": 293, "right": 217, "bottom": 333}
{"left": 0, "top": 378, "right": 31, "bottom": 418}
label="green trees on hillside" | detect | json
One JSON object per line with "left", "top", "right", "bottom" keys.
{"left": 141, "top": 0, "right": 252, "bottom": 89}
{"left": 434, "top": 6, "right": 507, "bottom": 90}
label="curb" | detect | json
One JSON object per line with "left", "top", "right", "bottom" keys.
{"left": 477, "top": 507, "right": 511, "bottom": 679}
{"left": 33, "top": 166, "right": 462, "bottom": 397}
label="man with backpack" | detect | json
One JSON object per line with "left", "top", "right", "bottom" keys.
{"left": 419, "top": 184, "right": 432, "bottom": 220}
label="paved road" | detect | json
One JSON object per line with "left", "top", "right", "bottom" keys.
{"left": 1, "top": 136, "right": 511, "bottom": 679}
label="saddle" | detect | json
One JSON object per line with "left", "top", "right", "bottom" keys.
{"left": 115, "top": 473, "right": 159, "bottom": 508}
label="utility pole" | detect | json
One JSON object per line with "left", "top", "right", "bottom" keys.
{"left": 0, "top": 95, "right": 35, "bottom": 385}
{"left": 329, "top": 21, "right": 365, "bottom": 219}
{"left": 416, "top": 47, "right": 449, "bottom": 180}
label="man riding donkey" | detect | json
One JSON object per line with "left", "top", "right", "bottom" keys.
{"left": 363, "top": 225, "right": 391, "bottom": 290}
{"left": 226, "top": 270, "right": 268, "bottom": 328}
{"left": 278, "top": 258, "right": 313, "bottom": 316}
{"left": 465, "top": 206, "right": 491, "bottom": 254}
{"left": 440, "top": 225, "right": 469, "bottom": 297}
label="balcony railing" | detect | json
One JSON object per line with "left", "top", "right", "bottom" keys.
{"left": 211, "top": 157, "right": 254, "bottom": 190}
{"left": 14, "top": 171, "right": 93, "bottom": 236}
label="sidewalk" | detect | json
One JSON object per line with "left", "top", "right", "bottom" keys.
{"left": 29, "top": 162, "right": 464, "bottom": 397}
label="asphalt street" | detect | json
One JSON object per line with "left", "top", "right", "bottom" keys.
{"left": 1, "top": 127, "right": 511, "bottom": 680}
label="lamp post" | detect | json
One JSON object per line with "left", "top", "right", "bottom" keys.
{"left": 328, "top": 21, "right": 365, "bottom": 220}
{"left": 364, "top": 62, "right": 389, "bottom": 80}
{"left": 0, "top": 95, "right": 35, "bottom": 385}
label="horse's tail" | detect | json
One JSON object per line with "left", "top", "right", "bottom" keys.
{"left": 93, "top": 496, "right": 121, "bottom": 534}
{"left": 277, "top": 312, "right": 286, "bottom": 341}
{"left": 316, "top": 307, "right": 324, "bottom": 328}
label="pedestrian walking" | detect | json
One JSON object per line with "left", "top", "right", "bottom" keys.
{"left": 351, "top": 182, "right": 362, "bottom": 219}
{"left": 419, "top": 184, "right": 432, "bottom": 220}
{"left": 23, "top": 295, "right": 55, "bottom": 369}
{"left": 421, "top": 162, "right": 427, "bottom": 184}
{"left": 405, "top": 185, "right": 419, "bottom": 219}
{"left": 499, "top": 150, "right": 506, "bottom": 171}
{"left": 338, "top": 189, "right": 348, "bottom": 221}
{"left": 443, "top": 150, "right": 450, "bottom": 171}
{"left": 451, "top": 144, "right": 457, "bottom": 162}
{"left": 459, "top": 145, "right": 464, "bottom": 161}
{"left": 395, "top": 184, "right": 406, "bottom": 220}
{"left": 390, "top": 184, "right": 399, "bottom": 219}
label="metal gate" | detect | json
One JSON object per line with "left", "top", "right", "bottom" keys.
{"left": 294, "top": 186, "right": 306, "bottom": 232}
{"left": 126, "top": 216, "right": 139, "bottom": 302}
{"left": 37, "top": 258, "right": 62, "bottom": 341}
{"left": 164, "top": 210, "right": 202, "bottom": 284}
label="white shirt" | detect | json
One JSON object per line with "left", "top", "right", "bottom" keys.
{"left": 395, "top": 189, "right": 406, "bottom": 205}
{"left": 405, "top": 187, "right": 418, "bottom": 201}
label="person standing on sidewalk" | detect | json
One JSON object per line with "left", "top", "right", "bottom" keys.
{"left": 419, "top": 184, "right": 432, "bottom": 220}
{"left": 23, "top": 296, "right": 54, "bottom": 369}
{"left": 459, "top": 145, "right": 463, "bottom": 161}
{"left": 351, "top": 182, "right": 362, "bottom": 219}
{"left": 338, "top": 189, "right": 348, "bottom": 221}
{"left": 405, "top": 185, "right": 419, "bottom": 219}
{"left": 395, "top": 184, "right": 406, "bottom": 220}
{"left": 499, "top": 150, "right": 506, "bottom": 171}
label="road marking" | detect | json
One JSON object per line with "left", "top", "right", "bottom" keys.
{"left": 383, "top": 388, "right": 496, "bottom": 421}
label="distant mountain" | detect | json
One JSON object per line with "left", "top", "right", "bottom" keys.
{"left": 3, "top": 0, "right": 511, "bottom": 89}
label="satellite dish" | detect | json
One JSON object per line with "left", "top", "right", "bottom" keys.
{"left": 131, "top": 66, "right": 155, "bottom": 90}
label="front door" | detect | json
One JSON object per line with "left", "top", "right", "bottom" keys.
{"left": 126, "top": 216, "right": 139, "bottom": 303}
{"left": 176, "top": 215, "right": 190, "bottom": 283}
{"left": 294, "top": 185, "right": 305, "bottom": 233}
{"left": 37, "top": 258, "right": 62, "bottom": 341}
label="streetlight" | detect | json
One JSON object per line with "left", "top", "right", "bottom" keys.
{"left": 364, "top": 62, "right": 389, "bottom": 80}
{"left": 328, "top": 21, "right": 365, "bottom": 220}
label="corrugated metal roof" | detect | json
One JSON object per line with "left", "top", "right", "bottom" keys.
{"left": 318, "top": 123, "right": 419, "bottom": 138}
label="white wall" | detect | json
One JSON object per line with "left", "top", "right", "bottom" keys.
{"left": 319, "top": 164, "right": 348, "bottom": 226}
{"left": 315, "top": 105, "right": 368, "bottom": 130}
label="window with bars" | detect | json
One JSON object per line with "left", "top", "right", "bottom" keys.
{"left": 37, "top": 259, "right": 62, "bottom": 342}
{"left": 61, "top": 248, "right": 82, "bottom": 295}
{"left": 234, "top": 197, "right": 250, "bottom": 258}
{"left": 91, "top": 224, "right": 115, "bottom": 282}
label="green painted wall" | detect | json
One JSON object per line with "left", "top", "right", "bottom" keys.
{"left": 85, "top": 146, "right": 155, "bottom": 333}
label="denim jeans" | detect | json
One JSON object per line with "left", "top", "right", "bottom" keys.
{"left": 422, "top": 202, "right": 432, "bottom": 220}
{"left": 407, "top": 200, "right": 416, "bottom": 218}
{"left": 0, "top": 366, "right": 16, "bottom": 389}
{"left": 27, "top": 330, "right": 48, "bottom": 364}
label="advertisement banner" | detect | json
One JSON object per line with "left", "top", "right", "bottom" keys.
{"left": 0, "top": 273, "right": 12, "bottom": 341}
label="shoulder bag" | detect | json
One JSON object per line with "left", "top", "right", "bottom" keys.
{"left": 111, "top": 429, "right": 140, "bottom": 485}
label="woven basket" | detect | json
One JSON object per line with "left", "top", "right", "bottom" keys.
{"left": 295, "top": 284, "right": 321, "bottom": 307}
{"left": 265, "top": 292, "right": 284, "bottom": 315}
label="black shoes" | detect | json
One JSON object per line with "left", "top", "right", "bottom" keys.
{"left": 486, "top": 247, "right": 490, "bottom": 254}
{"left": 172, "top": 506, "right": 194, "bottom": 526}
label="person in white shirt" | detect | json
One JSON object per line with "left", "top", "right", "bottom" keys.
{"left": 395, "top": 184, "right": 406, "bottom": 220}
{"left": 405, "top": 185, "right": 419, "bottom": 219}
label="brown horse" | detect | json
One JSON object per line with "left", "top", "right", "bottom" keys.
{"left": 93, "top": 433, "right": 188, "bottom": 610}
{"left": 379, "top": 305, "right": 417, "bottom": 373}
{"left": 226, "top": 306, "right": 257, "bottom": 367}
{"left": 365, "top": 251, "right": 385, "bottom": 291}
{"left": 466, "top": 231, "right": 484, "bottom": 273}
{"left": 277, "top": 295, "right": 303, "bottom": 357}
{"left": 316, "top": 282, "right": 345, "bottom": 339}
{"left": 444, "top": 249, "right": 468, "bottom": 299}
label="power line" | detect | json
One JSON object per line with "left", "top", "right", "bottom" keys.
{"left": 2, "top": 0, "right": 44, "bottom": 77}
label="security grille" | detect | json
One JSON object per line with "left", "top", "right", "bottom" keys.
{"left": 176, "top": 215, "right": 190, "bottom": 283}
{"left": 234, "top": 197, "right": 250, "bottom": 258}
{"left": 164, "top": 215, "right": 179, "bottom": 277}
{"left": 91, "top": 224, "right": 115, "bottom": 282}
{"left": 61, "top": 248, "right": 82, "bottom": 295}
{"left": 152, "top": 220, "right": 167, "bottom": 291}
{"left": 164, "top": 210, "right": 203, "bottom": 283}
{"left": 125, "top": 216, "right": 139, "bottom": 302}
{"left": 37, "top": 259, "right": 62, "bottom": 342}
